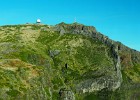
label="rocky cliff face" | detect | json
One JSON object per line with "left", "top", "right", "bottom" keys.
{"left": 55, "top": 22, "right": 123, "bottom": 90}
{"left": 0, "top": 23, "right": 140, "bottom": 100}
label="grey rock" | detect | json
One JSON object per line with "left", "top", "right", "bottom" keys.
{"left": 49, "top": 50, "right": 60, "bottom": 57}
{"left": 76, "top": 42, "right": 122, "bottom": 94}
{"left": 59, "top": 89, "right": 75, "bottom": 100}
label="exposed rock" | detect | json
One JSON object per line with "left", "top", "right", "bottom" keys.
{"left": 76, "top": 54, "right": 122, "bottom": 93}
{"left": 56, "top": 23, "right": 123, "bottom": 93}
{"left": 49, "top": 50, "right": 60, "bottom": 58}
{"left": 59, "top": 89, "right": 75, "bottom": 100}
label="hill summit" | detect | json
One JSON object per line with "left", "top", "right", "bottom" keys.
{"left": 0, "top": 23, "right": 140, "bottom": 100}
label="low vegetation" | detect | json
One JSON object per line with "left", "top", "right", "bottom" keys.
{"left": 0, "top": 23, "right": 140, "bottom": 100}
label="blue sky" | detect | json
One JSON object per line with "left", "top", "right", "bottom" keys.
{"left": 0, "top": 0, "right": 140, "bottom": 51}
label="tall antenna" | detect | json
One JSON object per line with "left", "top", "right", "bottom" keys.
{"left": 74, "top": 17, "right": 77, "bottom": 23}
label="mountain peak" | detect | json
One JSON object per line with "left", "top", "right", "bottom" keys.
{"left": 0, "top": 23, "right": 140, "bottom": 99}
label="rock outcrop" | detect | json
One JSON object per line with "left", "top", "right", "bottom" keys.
{"left": 59, "top": 89, "right": 75, "bottom": 100}
{"left": 76, "top": 47, "right": 122, "bottom": 93}
{"left": 55, "top": 23, "right": 123, "bottom": 93}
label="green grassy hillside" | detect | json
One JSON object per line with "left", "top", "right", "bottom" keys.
{"left": 0, "top": 23, "right": 140, "bottom": 100}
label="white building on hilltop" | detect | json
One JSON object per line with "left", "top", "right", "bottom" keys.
{"left": 36, "top": 19, "right": 41, "bottom": 23}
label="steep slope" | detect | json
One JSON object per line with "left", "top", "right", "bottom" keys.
{"left": 0, "top": 23, "right": 140, "bottom": 100}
